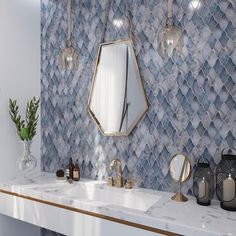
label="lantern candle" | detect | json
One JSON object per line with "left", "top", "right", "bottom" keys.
{"left": 193, "top": 158, "right": 214, "bottom": 206}
{"left": 223, "top": 174, "right": 236, "bottom": 209}
{"left": 198, "top": 177, "right": 209, "bottom": 205}
{"left": 216, "top": 147, "right": 236, "bottom": 211}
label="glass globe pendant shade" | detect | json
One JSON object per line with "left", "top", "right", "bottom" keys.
{"left": 158, "top": 0, "right": 183, "bottom": 57}
{"left": 158, "top": 25, "right": 183, "bottom": 57}
{"left": 59, "top": 0, "right": 79, "bottom": 71}
{"left": 60, "top": 40, "right": 79, "bottom": 70}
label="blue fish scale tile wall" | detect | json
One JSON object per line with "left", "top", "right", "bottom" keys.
{"left": 41, "top": 0, "right": 236, "bottom": 235}
{"left": 41, "top": 0, "right": 236, "bottom": 202}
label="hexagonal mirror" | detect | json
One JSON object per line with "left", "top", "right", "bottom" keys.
{"left": 88, "top": 39, "right": 148, "bottom": 136}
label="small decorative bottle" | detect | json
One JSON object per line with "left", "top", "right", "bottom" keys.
{"left": 66, "top": 158, "right": 74, "bottom": 181}
{"left": 73, "top": 163, "right": 80, "bottom": 181}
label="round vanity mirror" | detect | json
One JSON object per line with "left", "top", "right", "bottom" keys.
{"left": 170, "top": 154, "right": 191, "bottom": 182}
{"left": 169, "top": 154, "right": 191, "bottom": 202}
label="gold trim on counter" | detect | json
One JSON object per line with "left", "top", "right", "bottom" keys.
{"left": 0, "top": 188, "right": 182, "bottom": 236}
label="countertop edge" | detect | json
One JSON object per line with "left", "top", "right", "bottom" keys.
{"left": 0, "top": 188, "right": 181, "bottom": 236}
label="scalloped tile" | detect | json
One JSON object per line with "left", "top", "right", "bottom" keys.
{"left": 41, "top": 2, "right": 236, "bottom": 235}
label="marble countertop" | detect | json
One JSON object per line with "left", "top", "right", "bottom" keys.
{"left": 0, "top": 172, "right": 235, "bottom": 236}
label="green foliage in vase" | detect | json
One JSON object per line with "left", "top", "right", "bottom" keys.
{"left": 9, "top": 97, "right": 40, "bottom": 141}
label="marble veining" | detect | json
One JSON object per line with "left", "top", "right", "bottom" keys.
{"left": 0, "top": 173, "right": 235, "bottom": 236}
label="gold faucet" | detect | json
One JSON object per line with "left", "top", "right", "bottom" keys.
{"left": 109, "top": 159, "right": 123, "bottom": 187}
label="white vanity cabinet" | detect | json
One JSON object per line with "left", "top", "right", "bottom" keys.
{"left": 0, "top": 191, "right": 165, "bottom": 236}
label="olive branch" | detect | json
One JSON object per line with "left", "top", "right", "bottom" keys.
{"left": 9, "top": 97, "right": 40, "bottom": 141}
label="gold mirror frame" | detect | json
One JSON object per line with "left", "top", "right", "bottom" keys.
{"left": 169, "top": 154, "right": 192, "bottom": 202}
{"left": 87, "top": 39, "right": 148, "bottom": 136}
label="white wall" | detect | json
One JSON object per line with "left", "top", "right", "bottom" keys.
{"left": 0, "top": 0, "right": 41, "bottom": 235}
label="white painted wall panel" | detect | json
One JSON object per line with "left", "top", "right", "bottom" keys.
{"left": 0, "top": 0, "right": 41, "bottom": 235}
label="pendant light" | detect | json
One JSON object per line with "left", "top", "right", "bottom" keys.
{"left": 158, "top": 0, "right": 183, "bottom": 57}
{"left": 59, "top": 0, "right": 79, "bottom": 70}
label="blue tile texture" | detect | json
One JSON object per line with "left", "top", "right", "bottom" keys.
{"left": 41, "top": 1, "right": 236, "bottom": 234}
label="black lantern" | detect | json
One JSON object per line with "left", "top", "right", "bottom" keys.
{"left": 193, "top": 157, "right": 214, "bottom": 206}
{"left": 216, "top": 148, "right": 236, "bottom": 211}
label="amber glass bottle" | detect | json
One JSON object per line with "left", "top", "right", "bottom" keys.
{"left": 73, "top": 163, "right": 80, "bottom": 181}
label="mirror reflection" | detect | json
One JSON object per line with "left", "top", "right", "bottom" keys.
{"left": 170, "top": 154, "right": 191, "bottom": 182}
{"left": 88, "top": 39, "right": 148, "bottom": 136}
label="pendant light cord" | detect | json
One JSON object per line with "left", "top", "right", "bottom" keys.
{"left": 167, "top": 0, "right": 173, "bottom": 18}
{"left": 125, "top": 0, "right": 143, "bottom": 54}
{"left": 125, "top": 0, "right": 134, "bottom": 41}
{"left": 100, "top": 0, "right": 139, "bottom": 46}
{"left": 67, "top": 0, "right": 72, "bottom": 43}
{"left": 167, "top": 0, "right": 173, "bottom": 26}
{"left": 100, "top": 0, "right": 111, "bottom": 44}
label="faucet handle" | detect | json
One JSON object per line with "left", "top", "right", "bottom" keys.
{"left": 125, "top": 178, "right": 133, "bottom": 189}
{"left": 116, "top": 176, "right": 123, "bottom": 188}
{"left": 108, "top": 176, "right": 114, "bottom": 186}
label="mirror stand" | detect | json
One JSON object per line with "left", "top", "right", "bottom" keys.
{"left": 171, "top": 183, "right": 188, "bottom": 202}
{"left": 169, "top": 154, "right": 191, "bottom": 202}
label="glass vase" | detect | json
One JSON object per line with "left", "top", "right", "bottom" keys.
{"left": 17, "top": 140, "right": 37, "bottom": 172}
